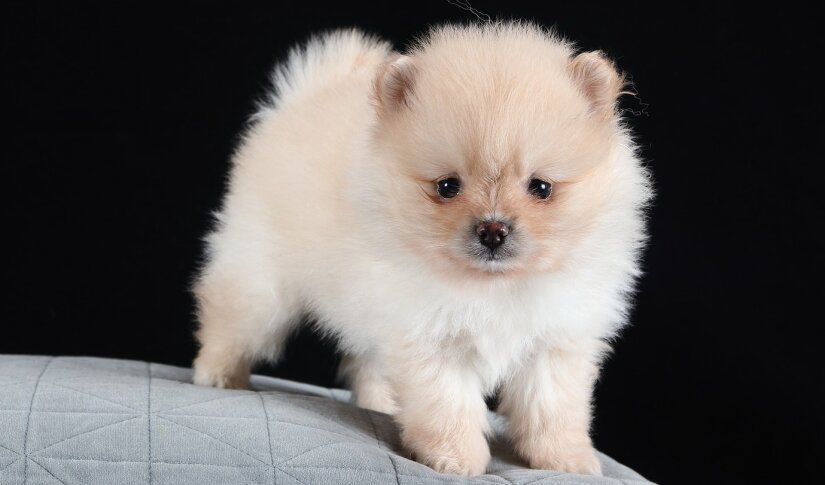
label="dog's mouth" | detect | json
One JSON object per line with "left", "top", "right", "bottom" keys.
{"left": 464, "top": 244, "right": 519, "bottom": 273}
{"left": 479, "top": 248, "right": 516, "bottom": 262}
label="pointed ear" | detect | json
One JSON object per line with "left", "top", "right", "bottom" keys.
{"left": 569, "top": 51, "right": 625, "bottom": 120}
{"left": 373, "top": 55, "right": 417, "bottom": 115}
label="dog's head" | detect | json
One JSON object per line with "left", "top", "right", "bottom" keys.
{"left": 369, "top": 24, "right": 626, "bottom": 278}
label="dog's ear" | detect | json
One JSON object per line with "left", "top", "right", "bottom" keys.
{"left": 569, "top": 51, "right": 625, "bottom": 120}
{"left": 373, "top": 55, "right": 417, "bottom": 115}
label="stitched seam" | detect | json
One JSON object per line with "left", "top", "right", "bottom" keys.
{"left": 363, "top": 410, "right": 382, "bottom": 449}
{"left": 153, "top": 392, "right": 255, "bottom": 414}
{"left": 157, "top": 462, "right": 270, "bottom": 468}
{"left": 284, "top": 464, "right": 395, "bottom": 474}
{"left": 155, "top": 413, "right": 366, "bottom": 443}
{"left": 49, "top": 382, "right": 140, "bottom": 412}
{"left": 33, "top": 457, "right": 146, "bottom": 464}
{"left": 364, "top": 408, "right": 400, "bottom": 485}
{"left": 34, "top": 456, "right": 270, "bottom": 467}
{"left": 28, "top": 457, "right": 68, "bottom": 485}
{"left": 22, "top": 356, "right": 54, "bottom": 485}
{"left": 153, "top": 411, "right": 374, "bottom": 437}
{"left": 0, "top": 443, "right": 21, "bottom": 456}
{"left": 259, "top": 393, "right": 276, "bottom": 485}
{"left": 265, "top": 415, "right": 367, "bottom": 441}
{"left": 157, "top": 413, "right": 265, "bottom": 420}
{"left": 278, "top": 441, "right": 364, "bottom": 466}
{"left": 155, "top": 415, "right": 268, "bottom": 465}
{"left": 282, "top": 416, "right": 371, "bottom": 441}
{"left": 20, "top": 410, "right": 139, "bottom": 416}
{"left": 152, "top": 412, "right": 377, "bottom": 430}
{"left": 155, "top": 413, "right": 373, "bottom": 430}
{"left": 274, "top": 464, "right": 312, "bottom": 485}
{"left": 388, "top": 453, "right": 402, "bottom": 485}
{"left": 39, "top": 374, "right": 142, "bottom": 382}
{"left": 30, "top": 416, "right": 142, "bottom": 455}
{"left": 0, "top": 457, "right": 21, "bottom": 474}
{"left": 268, "top": 420, "right": 363, "bottom": 442}
{"left": 147, "top": 361, "right": 153, "bottom": 485}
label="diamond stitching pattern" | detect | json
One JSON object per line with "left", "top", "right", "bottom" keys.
{"left": 0, "top": 356, "right": 654, "bottom": 484}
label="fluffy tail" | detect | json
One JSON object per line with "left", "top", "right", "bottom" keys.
{"left": 260, "top": 29, "right": 391, "bottom": 112}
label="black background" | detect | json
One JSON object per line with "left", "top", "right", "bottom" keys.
{"left": 2, "top": 3, "right": 822, "bottom": 484}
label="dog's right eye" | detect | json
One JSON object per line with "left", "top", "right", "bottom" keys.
{"left": 528, "top": 178, "right": 553, "bottom": 199}
{"left": 436, "top": 177, "right": 461, "bottom": 199}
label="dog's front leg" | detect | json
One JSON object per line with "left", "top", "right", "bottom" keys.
{"left": 499, "top": 339, "right": 607, "bottom": 475}
{"left": 390, "top": 351, "right": 491, "bottom": 476}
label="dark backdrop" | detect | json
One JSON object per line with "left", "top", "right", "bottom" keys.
{"left": 2, "top": 3, "right": 822, "bottom": 484}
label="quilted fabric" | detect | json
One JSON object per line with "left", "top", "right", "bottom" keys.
{"left": 0, "top": 355, "right": 653, "bottom": 484}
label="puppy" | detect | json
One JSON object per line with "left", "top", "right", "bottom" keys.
{"left": 193, "top": 22, "right": 651, "bottom": 476}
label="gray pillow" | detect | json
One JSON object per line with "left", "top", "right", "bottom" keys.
{"left": 0, "top": 355, "right": 653, "bottom": 484}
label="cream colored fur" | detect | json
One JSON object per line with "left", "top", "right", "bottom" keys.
{"left": 193, "top": 23, "right": 651, "bottom": 476}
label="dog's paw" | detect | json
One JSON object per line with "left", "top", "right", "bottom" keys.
{"left": 525, "top": 443, "right": 602, "bottom": 476}
{"left": 423, "top": 450, "right": 489, "bottom": 476}
{"left": 352, "top": 379, "right": 398, "bottom": 415}
{"left": 404, "top": 427, "right": 490, "bottom": 476}
{"left": 192, "top": 356, "right": 250, "bottom": 389}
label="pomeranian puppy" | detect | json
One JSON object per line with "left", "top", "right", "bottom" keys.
{"left": 193, "top": 22, "right": 651, "bottom": 476}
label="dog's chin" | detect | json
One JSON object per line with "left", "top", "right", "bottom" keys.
{"left": 444, "top": 241, "right": 524, "bottom": 276}
{"left": 464, "top": 253, "right": 521, "bottom": 275}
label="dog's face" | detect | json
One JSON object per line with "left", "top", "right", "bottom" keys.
{"left": 370, "top": 27, "right": 624, "bottom": 277}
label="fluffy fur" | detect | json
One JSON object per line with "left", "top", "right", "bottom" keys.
{"left": 192, "top": 22, "right": 652, "bottom": 476}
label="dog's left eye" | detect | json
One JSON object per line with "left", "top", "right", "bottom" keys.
{"left": 436, "top": 177, "right": 461, "bottom": 199}
{"left": 528, "top": 178, "right": 553, "bottom": 199}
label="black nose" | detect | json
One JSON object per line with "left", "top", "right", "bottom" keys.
{"left": 476, "top": 221, "right": 509, "bottom": 250}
